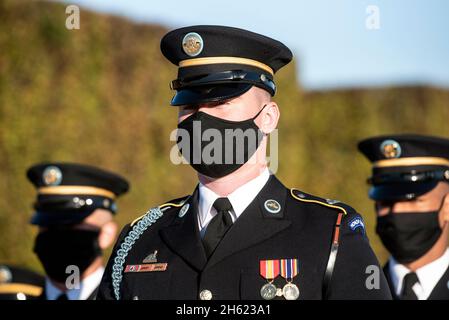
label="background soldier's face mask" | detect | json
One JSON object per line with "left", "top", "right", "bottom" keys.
{"left": 375, "top": 199, "right": 445, "bottom": 264}
{"left": 176, "top": 105, "right": 266, "bottom": 178}
{"left": 33, "top": 227, "right": 102, "bottom": 283}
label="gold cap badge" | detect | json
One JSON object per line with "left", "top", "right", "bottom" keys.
{"left": 182, "top": 32, "right": 203, "bottom": 57}
{"left": 380, "top": 140, "right": 402, "bottom": 159}
{"left": 0, "top": 266, "right": 12, "bottom": 283}
{"left": 42, "top": 166, "right": 62, "bottom": 186}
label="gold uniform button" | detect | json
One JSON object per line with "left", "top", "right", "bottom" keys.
{"left": 199, "top": 289, "right": 212, "bottom": 300}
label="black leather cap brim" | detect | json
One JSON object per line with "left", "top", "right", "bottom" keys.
{"left": 170, "top": 83, "right": 253, "bottom": 106}
{"left": 369, "top": 181, "right": 439, "bottom": 201}
{"left": 30, "top": 210, "right": 94, "bottom": 226}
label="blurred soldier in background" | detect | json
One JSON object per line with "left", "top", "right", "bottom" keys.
{"left": 0, "top": 264, "right": 44, "bottom": 300}
{"left": 27, "top": 163, "right": 129, "bottom": 300}
{"left": 359, "top": 134, "right": 449, "bottom": 300}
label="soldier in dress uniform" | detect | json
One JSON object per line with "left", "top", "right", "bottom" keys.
{"left": 359, "top": 134, "right": 449, "bottom": 300}
{"left": 27, "top": 162, "right": 129, "bottom": 300}
{"left": 97, "top": 25, "right": 391, "bottom": 300}
{"left": 0, "top": 265, "right": 44, "bottom": 300}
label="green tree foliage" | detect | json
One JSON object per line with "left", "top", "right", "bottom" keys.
{"left": 1, "top": 0, "right": 448, "bottom": 271}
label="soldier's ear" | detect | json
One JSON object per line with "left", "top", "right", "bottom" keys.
{"left": 98, "top": 221, "right": 118, "bottom": 250}
{"left": 438, "top": 193, "right": 449, "bottom": 229}
{"left": 260, "top": 102, "right": 279, "bottom": 134}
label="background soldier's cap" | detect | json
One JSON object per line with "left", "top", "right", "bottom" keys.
{"left": 26, "top": 162, "right": 130, "bottom": 226}
{"left": 160, "top": 25, "right": 293, "bottom": 106}
{"left": 358, "top": 134, "right": 449, "bottom": 201}
{"left": 0, "top": 265, "right": 44, "bottom": 300}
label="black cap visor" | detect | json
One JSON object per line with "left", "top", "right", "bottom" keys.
{"left": 30, "top": 209, "right": 95, "bottom": 226}
{"left": 369, "top": 181, "right": 439, "bottom": 201}
{"left": 171, "top": 83, "right": 253, "bottom": 106}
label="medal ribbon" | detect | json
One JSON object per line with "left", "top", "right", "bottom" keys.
{"left": 280, "top": 259, "right": 298, "bottom": 280}
{"left": 259, "top": 260, "right": 280, "bottom": 280}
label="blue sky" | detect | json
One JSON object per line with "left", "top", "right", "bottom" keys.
{"left": 61, "top": 0, "right": 449, "bottom": 90}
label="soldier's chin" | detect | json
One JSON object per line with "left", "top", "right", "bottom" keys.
{"left": 196, "top": 160, "right": 265, "bottom": 183}
{"left": 194, "top": 163, "right": 242, "bottom": 181}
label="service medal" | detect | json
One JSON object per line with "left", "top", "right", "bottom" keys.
{"left": 260, "top": 282, "right": 277, "bottom": 300}
{"left": 280, "top": 258, "right": 300, "bottom": 300}
{"left": 282, "top": 283, "right": 300, "bottom": 300}
{"left": 259, "top": 259, "right": 280, "bottom": 300}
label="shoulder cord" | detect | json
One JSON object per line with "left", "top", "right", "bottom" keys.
{"left": 322, "top": 212, "right": 343, "bottom": 300}
{"left": 111, "top": 207, "right": 164, "bottom": 300}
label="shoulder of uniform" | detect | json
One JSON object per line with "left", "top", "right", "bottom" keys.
{"left": 130, "top": 195, "right": 190, "bottom": 227}
{"left": 158, "top": 195, "right": 191, "bottom": 210}
{"left": 110, "top": 196, "right": 190, "bottom": 300}
{"left": 290, "top": 188, "right": 367, "bottom": 235}
{"left": 289, "top": 188, "right": 356, "bottom": 217}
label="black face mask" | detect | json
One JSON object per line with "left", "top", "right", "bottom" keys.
{"left": 376, "top": 210, "right": 442, "bottom": 264}
{"left": 176, "top": 105, "right": 265, "bottom": 178}
{"left": 33, "top": 228, "right": 102, "bottom": 283}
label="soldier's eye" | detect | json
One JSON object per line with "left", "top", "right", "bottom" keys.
{"left": 181, "top": 105, "right": 198, "bottom": 111}
{"left": 377, "top": 201, "right": 393, "bottom": 208}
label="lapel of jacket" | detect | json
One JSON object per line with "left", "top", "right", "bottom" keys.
{"left": 428, "top": 263, "right": 449, "bottom": 300}
{"left": 383, "top": 262, "right": 399, "bottom": 300}
{"left": 86, "top": 286, "right": 99, "bottom": 300}
{"left": 159, "top": 187, "right": 208, "bottom": 272}
{"left": 38, "top": 286, "right": 47, "bottom": 300}
{"left": 385, "top": 259, "right": 449, "bottom": 300}
{"left": 204, "top": 175, "right": 292, "bottom": 270}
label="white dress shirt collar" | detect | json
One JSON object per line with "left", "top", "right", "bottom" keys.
{"left": 45, "top": 266, "right": 104, "bottom": 300}
{"left": 389, "top": 248, "right": 449, "bottom": 300}
{"left": 198, "top": 168, "right": 271, "bottom": 237}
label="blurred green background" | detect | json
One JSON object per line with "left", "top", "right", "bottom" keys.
{"left": 1, "top": 0, "right": 449, "bottom": 273}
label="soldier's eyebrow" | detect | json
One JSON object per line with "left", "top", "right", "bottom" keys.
{"left": 376, "top": 201, "right": 395, "bottom": 209}
{"left": 180, "top": 104, "right": 199, "bottom": 111}
{"left": 73, "top": 223, "right": 101, "bottom": 231}
{"left": 203, "top": 100, "right": 232, "bottom": 108}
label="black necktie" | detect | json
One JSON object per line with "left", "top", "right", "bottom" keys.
{"left": 202, "top": 197, "right": 234, "bottom": 258}
{"left": 400, "top": 272, "right": 419, "bottom": 300}
{"left": 56, "top": 293, "right": 68, "bottom": 300}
